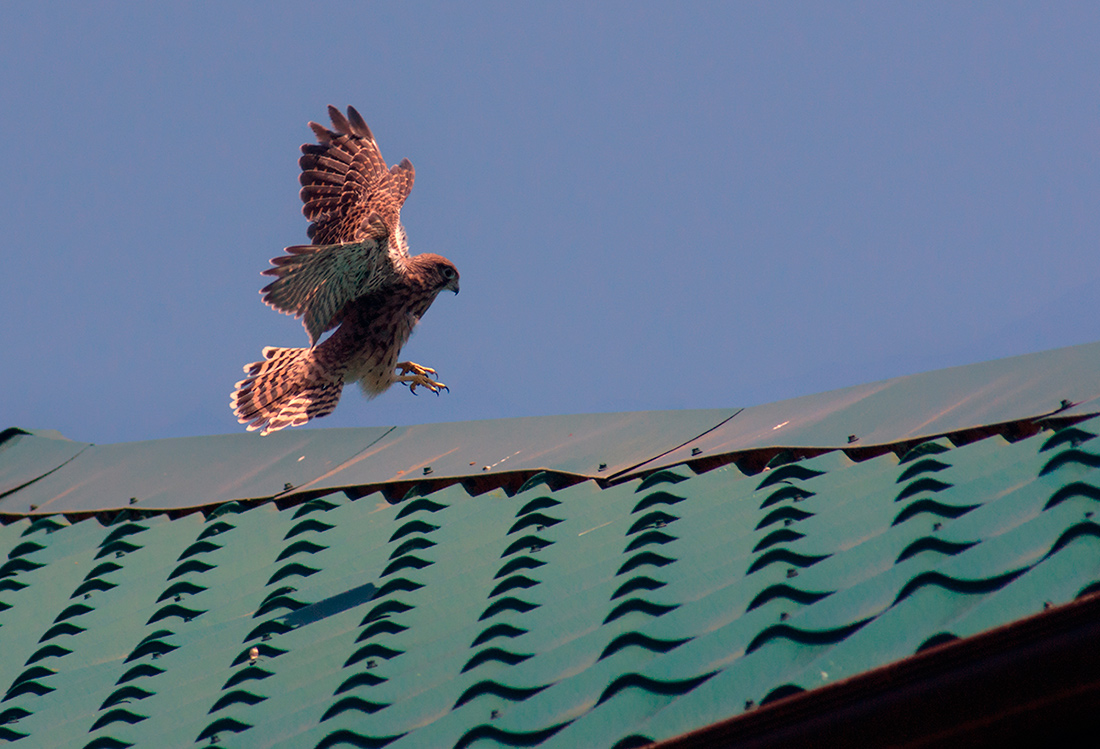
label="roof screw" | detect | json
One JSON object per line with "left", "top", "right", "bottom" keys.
{"left": 490, "top": 710, "right": 500, "bottom": 720}
{"left": 1060, "top": 399, "right": 1072, "bottom": 410}
{"left": 786, "top": 568, "right": 798, "bottom": 578}
{"left": 848, "top": 434, "right": 859, "bottom": 444}
{"left": 784, "top": 519, "right": 793, "bottom": 527}
{"left": 933, "top": 522, "right": 942, "bottom": 532}
{"left": 116, "top": 551, "right": 124, "bottom": 559}
{"left": 779, "top": 612, "right": 789, "bottom": 621}
{"left": 691, "top": 447, "right": 702, "bottom": 456}
{"left": 1086, "top": 511, "right": 1094, "bottom": 519}
{"left": 423, "top": 466, "right": 433, "bottom": 476}
{"left": 129, "top": 497, "right": 138, "bottom": 505}
{"left": 367, "top": 659, "right": 377, "bottom": 669}
{"left": 284, "top": 482, "right": 294, "bottom": 492}
{"left": 175, "top": 595, "right": 182, "bottom": 602}
{"left": 598, "top": 463, "right": 608, "bottom": 472}
{"left": 262, "top": 633, "right": 271, "bottom": 641}
{"left": 29, "top": 504, "right": 37, "bottom": 511}
{"left": 84, "top": 593, "right": 91, "bottom": 600}
{"left": 1043, "top": 601, "right": 1054, "bottom": 610}
{"left": 744, "top": 699, "right": 755, "bottom": 710}
{"left": 482, "top": 466, "right": 490, "bottom": 471}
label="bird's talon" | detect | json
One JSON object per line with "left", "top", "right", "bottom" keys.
{"left": 396, "top": 361, "right": 438, "bottom": 379}
{"left": 397, "top": 368, "right": 448, "bottom": 396}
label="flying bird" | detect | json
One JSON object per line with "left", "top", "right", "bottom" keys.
{"left": 231, "top": 106, "right": 459, "bottom": 435}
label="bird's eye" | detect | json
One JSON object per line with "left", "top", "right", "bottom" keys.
{"left": 443, "top": 268, "right": 456, "bottom": 279}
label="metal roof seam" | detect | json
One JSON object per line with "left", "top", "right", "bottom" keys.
{"left": 0, "top": 442, "right": 91, "bottom": 502}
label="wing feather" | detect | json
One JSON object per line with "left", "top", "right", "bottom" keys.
{"left": 301, "top": 169, "right": 344, "bottom": 185}
{"left": 345, "top": 106, "right": 374, "bottom": 139}
{"left": 301, "top": 144, "right": 354, "bottom": 166}
{"left": 296, "top": 105, "right": 413, "bottom": 246}
{"left": 300, "top": 184, "right": 342, "bottom": 197}
{"left": 261, "top": 237, "right": 396, "bottom": 346}
{"left": 264, "top": 106, "right": 416, "bottom": 341}
{"left": 389, "top": 158, "right": 416, "bottom": 208}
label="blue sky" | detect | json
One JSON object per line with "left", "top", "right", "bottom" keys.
{"left": 2, "top": 3, "right": 1098, "bottom": 445}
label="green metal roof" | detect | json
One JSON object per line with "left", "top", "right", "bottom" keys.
{"left": 628, "top": 340, "right": 1100, "bottom": 476}
{"left": 2, "top": 342, "right": 1100, "bottom": 747}
{"left": 0, "top": 429, "right": 89, "bottom": 499}
{"left": 5, "top": 342, "right": 1100, "bottom": 518}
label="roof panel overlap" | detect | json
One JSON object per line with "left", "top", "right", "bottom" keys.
{"left": 626, "top": 341, "right": 1100, "bottom": 477}
{"left": 291, "top": 409, "right": 738, "bottom": 495}
{"left": 3, "top": 343, "right": 1099, "bottom": 517}
{"left": 0, "top": 430, "right": 89, "bottom": 498}
{"left": 0, "top": 427, "right": 393, "bottom": 514}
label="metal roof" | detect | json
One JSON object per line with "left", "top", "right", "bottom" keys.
{"left": 653, "top": 590, "right": 1100, "bottom": 748}
{"left": 290, "top": 409, "right": 738, "bottom": 494}
{"left": 3, "top": 341, "right": 1100, "bottom": 516}
{"left": 1, "top": 342, "right": 1099, "bottom": 747}
{"left": 627, "top": 339, "right": 1100, "bottom": 477}
{"left": 0, "top": 428, "right": 396, "bottom": 515}
{"left": 0, "top": 429, "right": 89, "bottom": 499}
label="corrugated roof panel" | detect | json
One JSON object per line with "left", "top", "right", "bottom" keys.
{"left": 0, "top": 427, "right": 393, "bottom": 514}
{"left": 0, "top": 515, "right": 186, "bottom": 746}
{"left": 0, "top": 516, "right": 33, "bottom": 557}
{"left": 625, "top": 341, "right": 1100, "bottom": 477}
{"left": 948, "top": 528, "right": 1100, "bottom": 636}
{"left": 785, "top": 505, "right": 1100, "bottom": 685}
{"left": 625, "top": 419, "right": 1100, "bottom": 744}
{"left": 0, "top": 520, "right": 111, "bottom": 686}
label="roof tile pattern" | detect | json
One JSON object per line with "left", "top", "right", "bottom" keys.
{"left": 2, "top": 416, "right": 1100, "bottom": 747}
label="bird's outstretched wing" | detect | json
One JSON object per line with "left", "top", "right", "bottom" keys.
{"left": 262, "top": 106, "right": 416, "bottom": 345}
{"left": 299, "top": 105, "right": 415, "bottom": 246}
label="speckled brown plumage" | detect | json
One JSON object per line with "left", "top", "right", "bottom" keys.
{"left": 231, "top": 106, "right": 459, "bottom": 436}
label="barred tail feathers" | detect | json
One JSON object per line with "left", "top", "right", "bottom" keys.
{"left": 231, "top": 346, "right": 344, "bottom": 435}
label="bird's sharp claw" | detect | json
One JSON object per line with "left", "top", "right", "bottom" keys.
{"left": 395, "top": 363, "right": 448, "bottom": 396}
{"left": 396, "top": 361, "right": 437, "bottom": 378}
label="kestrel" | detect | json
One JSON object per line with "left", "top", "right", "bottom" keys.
{"left": 231, "top": 106, "right": 459, "bottom": 435}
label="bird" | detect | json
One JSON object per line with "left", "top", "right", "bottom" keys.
{"left": 231, "top": 106, "right": 459, "bottom": 436}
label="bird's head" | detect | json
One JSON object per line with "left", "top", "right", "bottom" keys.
{"left": 415, "top": 254, "right": 460, "bottom": 295}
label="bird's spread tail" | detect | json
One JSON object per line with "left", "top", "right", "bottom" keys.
{"left": 231, "top": 346, "right": 344, "bottom": 435}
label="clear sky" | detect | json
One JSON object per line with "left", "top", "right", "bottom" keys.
{"left": 2, "top": 3, "right": 1098, "bottom": 445}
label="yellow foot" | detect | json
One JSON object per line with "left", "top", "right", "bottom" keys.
{"left": 395, "top": 361, "right": 448, "bottom": 395}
